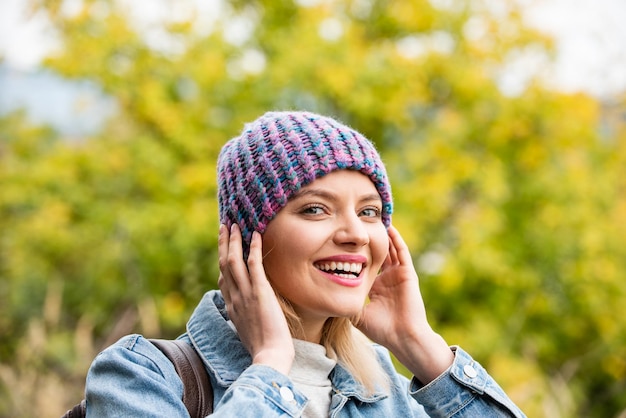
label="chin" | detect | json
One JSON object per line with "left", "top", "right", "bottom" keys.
{"left": 330, "top": 305, "right": 363, "bottom": 319}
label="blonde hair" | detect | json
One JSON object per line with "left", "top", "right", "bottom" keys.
{"left": 276, "top": 294, "right": 391, "bottom": 395}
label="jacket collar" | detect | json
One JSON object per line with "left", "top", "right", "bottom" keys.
{"left": 186, "top": 290, "right": 387, "bottom": 402}
{"left": 186, "top": 290, "right": 251, "bottom": 385}
{"left": 330, "top": 362, "right": 389, "bottom": 403}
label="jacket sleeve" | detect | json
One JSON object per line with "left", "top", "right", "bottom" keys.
{"left": 86, "top": 334, "right": 308, "bottom": 417}
{"left": 85, "top": 334, "right": 189, "bottom": 417}
{"left": 408, "top": 346, "right": 526, "bottom": 418}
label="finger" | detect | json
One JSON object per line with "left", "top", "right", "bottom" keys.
{"left": 218, "top": 272, "right": 231, "bottom": 304}
{"left": 387, "top": 232, "right": 399, "bottom": 265}
{"left": 388, "top": 225, "right": 412, "bottom": 266}
{"left": 218, "top": 223, "right": 231, "bottom": 273}
{"left": 380, "top": 227, "right": 399, "bottom": 270}
{"left": 226, "top": 224, "right": 252, "bottom": 293}
{"left": 218, "top": 224, "right": 238, "bottom": 289}
{"left": 217, "top": 225, "right": 234, "bottom": 304}
{"left": 379, "top": 240, "right": 394, "bottom": 272}
{"left": 246, "top": 231, "right": 267, "bottom": 288}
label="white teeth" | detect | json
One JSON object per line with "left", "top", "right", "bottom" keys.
{"left": 314, "top": 261, "right": 364, "bottom": 276}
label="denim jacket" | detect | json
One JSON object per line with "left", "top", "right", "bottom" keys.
{"left": 85, "top": 290, "right": 526, "bottom": 417}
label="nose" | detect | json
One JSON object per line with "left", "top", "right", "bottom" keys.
{"left": 333, "top": 212, "right": 369, "bottom": 247}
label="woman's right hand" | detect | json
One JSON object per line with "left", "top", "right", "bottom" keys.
{"left": 217, "top": 224, "right": 294, "bottom": 375}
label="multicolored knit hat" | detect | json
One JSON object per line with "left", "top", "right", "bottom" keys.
{"left": 217, "top": 111, "right": 393, "bottom": 256}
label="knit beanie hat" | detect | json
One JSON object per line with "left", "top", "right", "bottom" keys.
{"left": 217, "top": 111, "right": 393, "bottom": 256}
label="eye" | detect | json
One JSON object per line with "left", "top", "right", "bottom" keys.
{"left": 360, "top": 207, "right": 382, "bottom": 218}
{"left": 300, "top": 204, "right": 326, "bottom": 216}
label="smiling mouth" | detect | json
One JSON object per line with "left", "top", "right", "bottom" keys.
{"left": 314, "top": 261, "right": 364, "bottom": 279}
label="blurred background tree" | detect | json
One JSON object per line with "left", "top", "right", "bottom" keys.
{"left": 1, "top": 0, "right": 625, "bottom": 416}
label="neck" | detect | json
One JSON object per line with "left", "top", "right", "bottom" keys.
{"left": 276, "top": 295, "right": 330, "bottom": 344}
{"left": 301, "top": 321, "right": 325, "bottom": 344}
{"left": 290, "top": 313, "right": 328, "bottom": 344}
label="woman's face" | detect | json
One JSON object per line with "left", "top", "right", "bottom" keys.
{"left": 262, "top": 170, "right": 389, "bottom": 323}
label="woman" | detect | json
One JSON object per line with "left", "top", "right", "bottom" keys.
{"left": 85, "top": 111, "right": 526, "bottom": 417}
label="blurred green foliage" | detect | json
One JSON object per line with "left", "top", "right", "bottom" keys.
{"left": 1, "top": 0, "right": 625, "bottom": 416}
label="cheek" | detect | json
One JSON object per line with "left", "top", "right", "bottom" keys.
{"left": 262, "top": 231, "right": 304, "bottom": 280}
{"left": 261, "top": 236, "right": 282, "bottom": 279}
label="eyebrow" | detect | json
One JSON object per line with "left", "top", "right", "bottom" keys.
{"left": 290, "top": 188, "right": 382, "bottom": 205}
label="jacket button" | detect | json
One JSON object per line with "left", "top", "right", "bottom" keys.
{"left": 280, "top": 386, "right": 295, "bottom": 402}
{"left": 463, "top": 365, "right": 478, "bottom": 378}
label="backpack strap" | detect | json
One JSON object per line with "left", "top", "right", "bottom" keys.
{"left": 150, "top": 339, "right": 214, "bottom": 418}
{"left": 62, "top": 399, "right": 86, "bottom": 418}
{"left": 62, "top": 338, "right": 213, "bottom": 418}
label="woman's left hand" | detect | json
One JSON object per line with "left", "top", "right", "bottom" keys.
{"left": 353, "top": 225, "right": 454, "bottom": 384}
